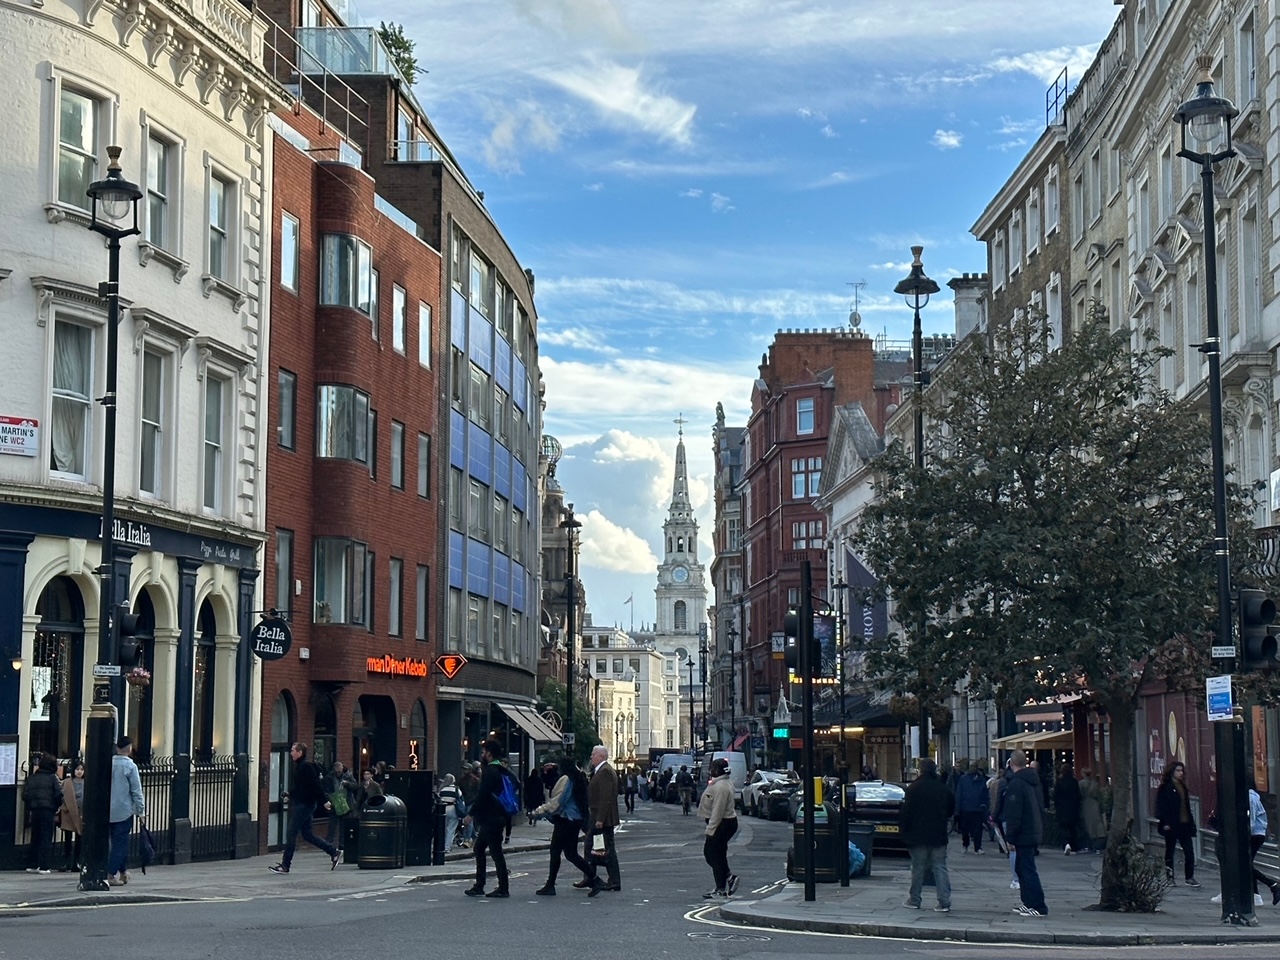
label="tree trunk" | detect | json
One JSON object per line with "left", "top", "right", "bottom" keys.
{"left": 1101, "top": 699, "right": 1136, "bottom": 906}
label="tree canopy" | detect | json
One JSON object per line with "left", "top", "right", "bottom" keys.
{"left": 377, "top": 21, "right": 420, "bottom": 86}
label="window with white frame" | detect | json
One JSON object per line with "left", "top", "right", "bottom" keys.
{"left": 791, "top": 519, "right": 824, "bottom": 549}
{"left": 512, "top": 506, "right": 524, "bottom": 563}
{"left": 207, "top": 172, "right": 233, "bottom": 281}
{"left": 280, "top": 213, "right": 300, "bottom": 292}
{"left": 469, "top": 364, "right": 491, "bottom": 429}
{"left": 389, "top": 558, "right": 403, "bottom": 636}
{"left": 1239, "top": 15, "right": 1257, "bottom": 102}
{"left": 1137, "top": 179, "right": 1151, "bottom": 252}
{"left": 390, "top": 420, "right": 404, "bottom": 489}
{"left": 146, "top": 135, "right": 176, "bottom": 250}
{"left": 494, "top": 493, "right": 509, "bottom": 552}
{"left": 1009, "top": 212, "right": 1022, "bottom": 274}
{"left": 320, "top": 235, "right": 374, "bottom": 315}
{"left": 57, "top": 88, "right": 99, "bottom": 209}
{"left": 418, "top": 301, "right": 431, "bottom": 367}
{"left": 992, "top": 231, "right": 1006, "bottom": 287}
{"left": 278, "top": 369, "right": 296, "bottom": 450}
{"left": 275, "top": 529, "right": 293, "bottom": 616}
{"left": 301, "top": 0, "right": 320, "bottom": 27}
{"left": 495, "top": 385, "right": 509, "bottom": 442}
{"left": 790, "top": 457, "right": 822, "bottom": 498}
{"left": 1026, "top": 190, "right": 1041, "bottom": 255}
{"left": 417, "top": 433, "right": 430, "bottom": 498}
{"left": 139, "top": 349, "right": 169, "bottom": 497}
{"left": 1158, "top": 146, "right": 1172, "bottom": 222}
{"left": 51, "top": 319, "right": 94, "bottom": 478}
{"left": 1110, "top": 260, "right": 1124, "bottom": 329}
{"left": 1241, "top": 205, "right": 1261, "bottom": 341}
{"left": 1071, "top": 172, "right": 1084, "bottom": 240}
{"left": 1045, "top": 165, "right": 1060, "bottom": 234}
{"left": 469, "top": 253, "right": 493, "bottom": 317}
{"left": 495, "top": 281, "right": 511, "bottom": 338}
{"left": 415, "top": 565, "right": 429, "bottom": 640}
{"left": 316, "top": 384, "right": 371, "bottom": 462}
{"left": 1089, "top": 150, "right": 1102, "bottom": 222}
{"left": 1107, "top": 145, "right": 1122, "bottom": 201}
{"left": 796, "top": 397, "right": 815, "bottom": 434}
{"left": 469, "top": 480, "right": 491, "bottom": 539}
{"left": 392, "top": 284, "right": 406, "bottom": 353}
{"left": 202, "top": 374, "right": 228, "bottom": 512}
{"left": 1046, "top": 276, "right": 1063, "bottom": 349}
{"left": 314, "top": 538, "right": 368, "bottom": 625}
{"left": 466, "top": 594, "right": 483, "bottom": 655}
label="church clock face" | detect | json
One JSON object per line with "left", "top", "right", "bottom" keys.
{"left": 672, "top": 565, "right": 689, "bottom": 583}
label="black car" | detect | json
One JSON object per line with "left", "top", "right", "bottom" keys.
{"left": 848, "top": 780, "right": 906, "bottom": 850}
{"left": 762, "top": 779, "right": 801, "bottom": 821}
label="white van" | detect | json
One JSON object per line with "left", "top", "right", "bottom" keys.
{"left": 710, "top": 751, "right": 748, "bottom": 806}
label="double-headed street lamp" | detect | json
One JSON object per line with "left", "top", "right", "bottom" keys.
{"left": 1173, "top": 56, "right": 1253, "bottom": 927}
{"left": 79, "top": 146, "right": 142, "bottom": 892}
{"left": 894, "top": 246, "right": 939, "bottom": 760}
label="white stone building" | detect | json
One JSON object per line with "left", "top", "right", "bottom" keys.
{"left": 581, "top": 620, "right": 674, "bottom": 761}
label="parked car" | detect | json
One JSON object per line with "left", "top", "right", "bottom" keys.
{"left": 743, "top": 770, "right": 795, "bottom": 816}
{"left": 761, "top": 779, "right": 802, "bottom": 821}
{"left": 785, "top": 779, "right": 905, "bottom": 852}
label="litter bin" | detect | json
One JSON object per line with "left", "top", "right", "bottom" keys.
{"left": 358, "top": 794, "right": 407, "bottom": 869}
{"left": 790, "top": 805, "right": 840, "bottom": 883}
{"left": 848, "top": 821, "right": 875, "bottom": 878}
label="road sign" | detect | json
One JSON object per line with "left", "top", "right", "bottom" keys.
{"left": 562, "top": 732, "right": 576, "bottom": 746}
{"left": 750, "top": 737, "right": 766, "bottom": 751}
{"left": 250, "top": 617, "right": 292, "bottom": 661}
{"left": 435, "top": 653, "right": 467, "bottom": 680}
{"left": 1207, "top": 674, "right": 1233, "bottom": 722}
{"left": 1211, "top": 645, "right": 1236, "bottom": 659}
{"left": 93, "top": 664, "right": 121, "bottom": 677}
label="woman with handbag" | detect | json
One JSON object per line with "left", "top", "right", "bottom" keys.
{"left": 324, "top": 762, "right": 356, "bottom": 850}
{"left": 57, "top": 760, "right": 86, "bottom": 872}
{"left": 531, "top": 762, "right": 592, "bottom": 896}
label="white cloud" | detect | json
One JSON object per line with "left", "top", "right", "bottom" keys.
{"left": 869, "top": 260, "right": 912, "bottom": 272}
{"left": 584, "top": 182, "right": 604, "bottom": 191}
{"left": 996, "top": 115, "right": 1042, "bottom": 136}
{"left": 605, "top": 158, "right": 779, "bottom": 177}
{"left": 931, "top": 129, "right": 963, "bottom": 150}
{"left": 989, "top": 45, "right": 1101, "bottom": 85}
{"left": 579, "top": 510, "right": 659, "bottom": 573}
{"left": 680, "top": 187, "right": 704, "bottom": 198}
{"left": 481, "top": 100, "right": 564, "bottom": 172}
{"left": 820, "top": 124, "right": 837, "bottom": 138}
{"left": 710, "top": 192, "right": 735, "bottom": 213}
{"left": 537, "top": 57, "right": 696, "bottom": 145}
{"left": 539, "top": 324, "right": 621, "bottom": 355}
{"left": 510, "top": 0, "right": 643, "bottom": 52}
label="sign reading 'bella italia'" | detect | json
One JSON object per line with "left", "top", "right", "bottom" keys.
{"left": 366, "top": 654, "right": 429, "bottom": 678}
{"left": 250, "top": 617, "right": 293, "bottom": 661}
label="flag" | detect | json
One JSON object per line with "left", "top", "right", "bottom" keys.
{"left": 623, "top": 594, "right": 633, "bottom": 605}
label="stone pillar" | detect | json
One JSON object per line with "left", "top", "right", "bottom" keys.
{"left": 233, "top": 568, "right": 259, "bottom": 857}
{"left": 170, "top": 558, "right": 201, "bottom": 864}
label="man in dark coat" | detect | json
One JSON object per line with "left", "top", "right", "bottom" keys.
{"left": 1052, "top": 764, "right": 1084, "bottom": 854}
{"left": 463, "top": 739, "right": 516, "bottom": 898}
{"left": 899, "top": 758, "right": 953, "bottom": 912}
{"left": 23, "top": 754, "right": 60, "bottom": 874}
{"left": 270, "top": 743, "right": 340, "bottom": 875}
{"left": 1004, "top": 749, "right": 1048, "bottom": 916}
{"left": 955, "top": 763, "right": 989, "bottom": 854}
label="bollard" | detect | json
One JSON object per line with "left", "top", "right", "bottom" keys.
{"left": 839, "top": 783, "right": 850, "bottom": 887}
{"left": 432, "top": 796, "right": 447, "bottom": 865}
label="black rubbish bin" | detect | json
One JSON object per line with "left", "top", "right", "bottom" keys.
{"left": 790, "top": 807, "right": 840, "bottom": 883}
{"left": 848, "top": 821, "right": 875, "bottom": 878}
{"left": 358, "top": 794, "right": 407, "bottom": 869}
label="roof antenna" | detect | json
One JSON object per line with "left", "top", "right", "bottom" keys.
{"left": 847, "top": 280, "right": 866, "bottom": 328}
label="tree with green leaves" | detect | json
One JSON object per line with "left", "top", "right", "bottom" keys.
{"left": 377, "top": 21, "right": 419, "bottom": 86}
{"left": 850, "top": 305, "right": 1266, "bottom": 909}
{"left": 538, "top": 677, "right": 601, "bottom": 768}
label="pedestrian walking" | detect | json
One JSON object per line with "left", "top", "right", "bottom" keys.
{"left": 323, "top": 761, "right": 356, "bottom": 851}
{"left": 1053, "top": 764, "right": 1084, "bottom": 854}
{"left": 1250, "top": 782, "right": 1279, "bottom": 904}
{"left": 899, "top": 757, "right": 953, "bottom": 913}
{"left": 23, "top": 753, "right": 60, "bottom": 874}
{"left": 532, "top": 761, "right": 592, "bottom": 895}
{"left": 462, "top": 739, "right": 516, "bottom": 898}
{"left": 993, "top": 762, "right": 1018, "bottom": 889}
{"left": 356, "top": 768, "right": 384, "bottom": 808}
{"left": 638, "top": 768, "right": 650, "bottom": 802}
{"left": 108, "top": 737, "right": 145, "bottom": 886}
{"left": 1078, "top": 768, "right": 1107, "bottom": 852}
{"left": 624, "top": 768, "right": 638, "bottom": 814}
{"left": 459, "top": 761, "right": 481, "bottom": 845}
{"left": 1155, "top": 761, "right": 1200, "bottom": 887}
{"left": 676, "top": 765, "right": 694, "bottom": 815}
{"left": 954, "top": 762, "right": 989, "bottom": 854}
{"left": 57, "top": 759, "right": 85, "bottom": 872}
{"left": 698, "top": 757, "right": 739, "bottom": 899}
{"left": 1004, "top": 749, "right": 1049, "bottom": 917}
{"left": 438, "top": 773, "right": 462, "bottom": 848}
{"left": 583, "top": 744, "right": 622, "bottom": 896}
{"left": 524, "top": 766, "right": 546, "bottom": 826}
{"left": 269, "top": 742, "right": 341, "bottom": 875}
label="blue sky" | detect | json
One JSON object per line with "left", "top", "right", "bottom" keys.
{"left": 373, "top": 0, "right": 1121, "bottom": 627}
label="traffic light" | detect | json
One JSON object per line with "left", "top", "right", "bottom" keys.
{"left": 1239, "top": 588, "right": 1278, "bottom": 671}
{"left": 115, "top": 603, "right": 142, "bottom": 668}
{"left": 783, "top": 608, "right": 799, "bottom": 668}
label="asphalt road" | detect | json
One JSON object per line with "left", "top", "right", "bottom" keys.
{"left": 1, "top": 800, "right": 1276, "bottom": 960}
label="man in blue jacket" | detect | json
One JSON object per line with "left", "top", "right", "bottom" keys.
{"left": 1004, "top": 749, "right": 1048, "bottom": 917}
{"left": 107, "top": 737, "right": 145, "bottom": 886}
{"left": 955, "top": 762, "right": 990, "bottom": 854}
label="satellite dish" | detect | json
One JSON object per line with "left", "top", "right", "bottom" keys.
{"left": 848, "top": 309, "right": 862, "bottom": 328}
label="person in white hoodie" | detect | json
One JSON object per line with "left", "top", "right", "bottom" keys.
{"left": 697, "top": 757, "right": 739, "bottom": 899}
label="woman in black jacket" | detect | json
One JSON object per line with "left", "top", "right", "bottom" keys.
{"left": 1155, "top": 761, "right": 1200, "bottom": 886}
{"left": 23, "top": 754, "right": 60, "bottom": 874}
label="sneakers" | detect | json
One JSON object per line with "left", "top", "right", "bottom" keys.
{"left": 702, "top": 889, "right": 727, "bottom": 900}
{"left": 36, "top": 868, "right": 51, "bottom": 875}
{"left": 1185, "top": 878, "right": 1202, "bottom": 888}
{"left": 268, "top": 864, "right": 289, "bottom": 874}
{"left": 331, "top": 851, "right": 341, "bottom": 870}
{"left": 934, "top": 905, "right": 951, "bottom": 913}
{"left": 902, "top": 900, "right": 921, "bottom": 909}
{"left": 727, "top": 874, "right": 740, "bottom": 896}
{"left": 108, "top": 875, "right": 126, "bottom": 886}
{"left": 1010, "top": 879, "right": 1021, "bottom": 890}
{"left": 1211, "top": 893, "right": 1223, "bottom": 904}
{"left": 24, "top": 868, "right": 37, "bottom": 874}
{"left": 1014, "top": 904, "right": 1046, "bottom": 917}
{"left": 1064, "top": 845, "right": 1074, "bottom": 856}
{"left": 535, "top": 884, "right": 556, "bottom": 896}
{"left": 1256, "top": 893, "right": 1265, "bottom": 906}
{"left": 463, "top": 886, "right": 484, "bottom": 897}
{"left": 974, "top": 848, "right": 985, "bottom": 855}
{"left": 485, "top": 889, "right": 510, "bottom": 898}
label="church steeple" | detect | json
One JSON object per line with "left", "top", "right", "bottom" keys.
{"left": 669, "top": 415, "right": 692, "bottom": 519}
{"left": 654, "top": 416, "right": 706, "bottom": 637}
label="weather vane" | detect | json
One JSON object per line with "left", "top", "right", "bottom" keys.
{"left": 674, "top": 412, "right": 687, "bottom": 436}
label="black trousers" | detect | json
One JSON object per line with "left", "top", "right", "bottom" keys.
{"left": 28, "top": 810, "right": 55, "bottom": 870}
{"left": 703, "top": 818, "right": 738, "bottom": 890}
{"left": 1163, "top": 828, "right": 1195, "bottom": 880}
{"left": 1252, "top": 834, "right": 1278, "bottom": 893}
{"left": 473, "top": 820, "right": 508, "bottom": 891}
{"left": 585, "top": 824, "right": 620, "bottom": 887}
{"left": 547, "top": 818, "right": 590, "bottom": 883}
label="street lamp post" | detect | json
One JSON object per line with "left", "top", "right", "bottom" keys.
{"left": 561, "top": 505, "right": 582, "bottom": 756}
{"left": 699, "top": 638, "right": 708, "bottom": 754}
{"left": 686, "top": 656, "right": 696, "bottom": 757}
{"left": 727, "top": 624, "right": 739, "bottom": 750}
{"left": 895, "top": 246, "right": 940, "bottom": 762}
{"left": 79, "top": 146, "right": 142, "bottom": 892}
{"left": 1174, "top": 57, "right": 1253, "bottom": 927}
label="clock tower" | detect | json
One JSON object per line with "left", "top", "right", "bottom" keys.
{"left": 654, "top": 421, "right": 707, "bottom": 641}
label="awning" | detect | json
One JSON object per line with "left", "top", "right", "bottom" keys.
{"left": 731, "top": 733, "right": 749, "bottom": 750}
{"left": 992, "top": 729, "right": 1074, "bottom": 751}
{"left": 495, "top": 702, "right": 561, "bottom": 743}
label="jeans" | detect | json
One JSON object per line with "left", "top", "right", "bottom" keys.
{"left": 107, "top": 817, "right": 133, "bottom": 877}
{"left": 1014, "top": 845, "right": 1047, "bottom": 913}
{"left": 703, "top": 818, "right": 738, "bottom": 891}
{"left": 281, "top": 802, "right": 337, "bottom": 869}
{"left": 585, "top": 824, "right": 621, "bottom": 887}
{"left": 1163, "top": 828, "right": 1195, "bottom": 880}
{"left": 444, "top": 807, "right": 460, "bottom": 847}
{"left": 959, "top": 811, "right": 985, "bottom": 851}
{"left": 907, "top": 844, "right": 951, "bottom": 908}
{"left": 325, "top": 812, "right": 343, "bottom": 848}
{"left": 547, "top": 818, "right": 590, "bottom": 883}
{"left": 473, "top": 819, "right": 508, "bottom": 891}
{"left": 28, "top": 809, "right": 55, "bottom": 871}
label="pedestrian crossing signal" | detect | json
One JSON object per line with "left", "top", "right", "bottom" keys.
{"left": 434, "top": 653, "right": 467, "bottom": 679}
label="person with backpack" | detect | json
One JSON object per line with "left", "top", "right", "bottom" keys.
{"left": 676, "top": 765, "right": 695, "bottom": 815}
{"left": 438, "top": 773, "right": 462, "bottom": 849}
{"left": 531, "top": 761, "right": 592, "bottom": 895}
{"left": 462, "top": 739, "right": 517, "bottom": 898}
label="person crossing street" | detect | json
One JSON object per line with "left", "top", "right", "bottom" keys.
{"left": 270, "top": 743, "right": 340, "bottom": 875}
{"left": 697, "top": 757, "right": 739, "bottom": 899}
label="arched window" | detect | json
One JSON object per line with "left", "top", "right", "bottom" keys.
{"left": 677, "top": 536, "right": 684, "bottom": 553}
{"left": 31, "top": 576, "right": 85, "bottom": 762}
{"left": 674, "top": 601, "right": 687, "bottom": 631}
{"left": 126, "top": 589, "right": 156, "bottom": 762}
{"left": 193, "top": 601, "right": 217, "bottom": 762}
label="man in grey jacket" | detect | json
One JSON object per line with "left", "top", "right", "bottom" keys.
{"left": 697, "top": 758, "right": 739, "bottom": 899}
{"left": 107, "top": 737, "right": 145, "bottom": 886}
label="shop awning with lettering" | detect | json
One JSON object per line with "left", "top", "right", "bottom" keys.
{"left": 495, "top": 702, "right": 561, "bottom": 743}
{"left": 992, "top": 729, "right": 1074, "bottom": 751}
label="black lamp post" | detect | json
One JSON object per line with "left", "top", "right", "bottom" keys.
{"left": 726, "top": 624, "right": 739, "bottom": 748}
{"left": 79, "top": 146, "right": 142, "bottom": 892}
{"left": 1174, "top": 56, "right": 1253, "bottom": 927}
{"left": 561, "top": 504, "right": 582, "bottom": 758}
{"left": 894, "top": 246, "right": 939, "bottom": 763}
{"left": 686, "top": 656, "right": 696, "bottom": 756}
{"left": 698, "top": 638, "right": 708, "bottom": 754}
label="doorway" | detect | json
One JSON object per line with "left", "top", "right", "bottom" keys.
{"left": 268, "top": 692, "right": 294, "bottom": 848}
{"left": 29, "top": 577, "right": 85, "bottom": 766}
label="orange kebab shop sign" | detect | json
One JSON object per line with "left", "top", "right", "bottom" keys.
{"left": 365, "top": 654, "right": 429, "bottom": 678}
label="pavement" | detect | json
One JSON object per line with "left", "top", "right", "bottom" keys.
{"left": 719, "top": 840, "right": 1280, "bottom": 946}
{"left": 0, "top": 817, "right": 554, "bottom": 911}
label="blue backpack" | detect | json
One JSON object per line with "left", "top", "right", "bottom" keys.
{"left": 495, "top": 772, "right": 520, "bottom": 817}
